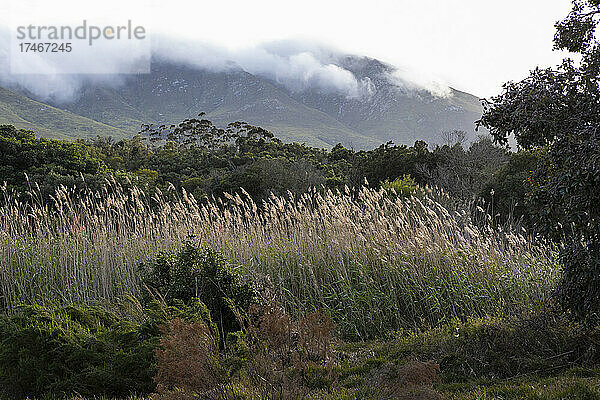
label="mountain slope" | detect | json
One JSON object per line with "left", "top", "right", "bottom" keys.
{"left": 4, "top": 55, "right": 485, "bottom": 149}
{"left": 282, "top": 56, "right": 484, "bottom": 145}
{"left": 0, "top": 86, "right": 129, "bottom": 140}
{"left": 52, "top": 62, "right": 381, "bottom": 149}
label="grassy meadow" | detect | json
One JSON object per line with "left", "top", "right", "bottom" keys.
{"left": 2, "top": 182, "right": 594, "bottom": 400}
{"left": 0, "top": 182, "right": 557, "bottom": 339}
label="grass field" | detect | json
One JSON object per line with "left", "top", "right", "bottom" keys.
{"left": 2, "top": 183, "right": 589, "bottom": 400}
{"left": 0, "top": 183, "right": 558, "bottom": 339}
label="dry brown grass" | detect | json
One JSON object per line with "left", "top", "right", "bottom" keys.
{"left": 367, "top": 361, "right": 444, "bottom": 400}
{"left": 151, "top": 304, "right": 338, "bottom": 400}
{"left": 153, "top": 318, "right": 224, "bottom": 395}
{"left": 244, "top": 304, "right": 338, "bottom": 398}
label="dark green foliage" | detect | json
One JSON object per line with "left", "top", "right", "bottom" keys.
{"left": 332, "top": 314, "right": 600, "bottom": 398}
{"left": 351, "top": 140, "right": 433, "bottom": 187}
{"left": 388, "top": 313, "right": 600, "bottom": 382}
{"left": 243, "top": 157, "right": 326, "bottom": 198}
{"left": 0, "top": 117, "right": 516, "bottom": 220}
{"left": 89, "top": 120, "right": 348, "bottom": 201}
{"left": 0, "top": 125, "right": 107, "bottom": 196}
{"left": 0, "top": 304, "right": 158, "bottom": 399}
{"left": 478, "top": 0, "right": 600, "bottom": 320}
{"left": 533, "top": 131, "right": 600, "bottom": 321}
{"left": 560, "top": 242, "right": 600, "bottom": 322}
{"left": 90, "top": 121, "right": 511, "bottom": 206}
{"left": 428, "top": 137, "right": 510, "bottom": 201}
{"left": 479, "top": 150, "right": 539, "bottom": 227}
{"left": 138, "top": 242, "right": 255, "bottom": 338}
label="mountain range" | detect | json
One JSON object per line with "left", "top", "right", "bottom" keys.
{"left": 0, "top": 55, "right": 485, "bottom": 149}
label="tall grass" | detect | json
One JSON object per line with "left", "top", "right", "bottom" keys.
{"left": 0, "top": 181, "right": 558, "bottom": 338}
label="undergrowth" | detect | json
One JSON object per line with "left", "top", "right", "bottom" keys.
{"left": 3, "top": 299, "right": 600, "bottom": 399}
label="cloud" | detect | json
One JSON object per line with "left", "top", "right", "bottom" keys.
{"left": 0, "top": 30, "right": 449, "bottom": 103}
{"left": 152, "top": 38, "right": 377, "bottom": 98}
{"left": 386, "top": 68, "right": 452, "bottom": 98}
{"left": 0, "top": 25, "right": 147, "bottom": 102}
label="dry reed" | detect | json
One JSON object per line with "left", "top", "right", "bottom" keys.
{"left": 0, "top": 181, "right": 558, "bottom": 338}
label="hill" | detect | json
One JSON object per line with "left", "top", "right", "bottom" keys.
{"left": 0, "top": 86, "right": 129, "bottom": 140}
{"left": 50, "top": 62, "right": 380, "bottom": 149}
{"left": 280, "top": 55, "right": 485, "bottom": 145}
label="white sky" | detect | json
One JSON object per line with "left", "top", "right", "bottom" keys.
{"left": 1, "top": 0, "right": 575, "bottom": 98}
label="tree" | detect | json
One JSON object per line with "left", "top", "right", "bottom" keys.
{"left": 0, "top": 125, "right": 107, "bottom": 196}
{"left": 140, "top": 112, "right": 274, "bottom": 150}
{"left": 478, "top": 0, "right": 600, "bottom": 320}
{"left": 479, "top": 150, "right": 539, "bottom": 228}
{"left": 440, "top": 129, "right": 467, "bottom": 147}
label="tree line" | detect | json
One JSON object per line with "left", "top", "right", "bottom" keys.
{"left": 0, "top": 120, "right": 536, "bottom": 228}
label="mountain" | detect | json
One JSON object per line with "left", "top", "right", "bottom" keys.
{"left": 1, "top": 55, "right": 485, "bottom": 149}
{"left": 48, "top": 62, "right": 380, "bottom": 149}
{"left": 284, "top": 56, "right": 485, "bottom": 145}
{"left": 0, "top": 86, "right": 129, "bottom": 140}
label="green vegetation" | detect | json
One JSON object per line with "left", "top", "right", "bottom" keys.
{"left": 0, "top": 125, "right": 111, "bottom": 195}
{"left": 1, "top": 1, "right": 599, "bottom": 397}
{"left": 0, "top": 91, "right": 567, "bottom": 400}
{"left": 0, "top": 183, "right": 557, "bottom": 340}
{"left": 1, "top": 119, "right": 527, "bottom": 225}
{"left": 381, "top": 174, "right": 422, "bottom": 198}
{"left": 0, "top": 86, "right": 130, "bottom": 140}
{"left": 3, "top": 299, "right": 600, "bottom": 399}
{"left": 478, "top": 0, "right": 600, "bottom": 321}
{"left": 0, "top": 303, "right": 158, "bottom": 398}
{"left": 138, "top": 243, "right": 255, "bottom": 338}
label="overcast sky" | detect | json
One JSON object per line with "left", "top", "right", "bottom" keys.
{"left": 0, "top": 0, "right": 575, "bottom": 98}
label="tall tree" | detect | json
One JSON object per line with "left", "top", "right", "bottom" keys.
{"left": 478, "top": 1, "right": 600, "bottom": 320}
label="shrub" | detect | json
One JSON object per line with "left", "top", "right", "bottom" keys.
{"left": 0, "top": 304, "right": 158, "bottom": 399}
{"left": 479, "top": 150, "right": 539, "bottom": 229}
{"left": 380, "top": 175, "right": 422, "bottom": 198}
{"left": 153, "top": 317, "right": 225, "bottom": 396}
{"left": 152, "top": 304, "right": 339, "bottom": 399}
{"left": 559, "top": 242, "right": 600, "bottom": 324}
{"left": 238, "top": 305, "right": 339, "bottom": 397}
{"left": 388, "top": 311, "right": 600, "bottom": 382}
{"left": 139, "top": 242, "right": 256, "bottom": 338}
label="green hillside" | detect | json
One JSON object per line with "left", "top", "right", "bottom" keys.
{"left": 0, "top": 86, "right": 130, "bottom": 140}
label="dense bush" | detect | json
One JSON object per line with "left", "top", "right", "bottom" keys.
{"left": 479, "top": 150, "right": 539, "bottom": 228}
{"left": 387, "top": 311, "right": 600, "bottom": 382}
{"left": 380, "top": 174, "right": 422, "bottom": 198}
{"left": 0, "top": 125, "right": 108, "bottom": 197}
{"left": 0, "top": 304, "right": 158, "bottom": 399}
{"left": 139, "top": 242, "right": 256, "bottom": 339}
